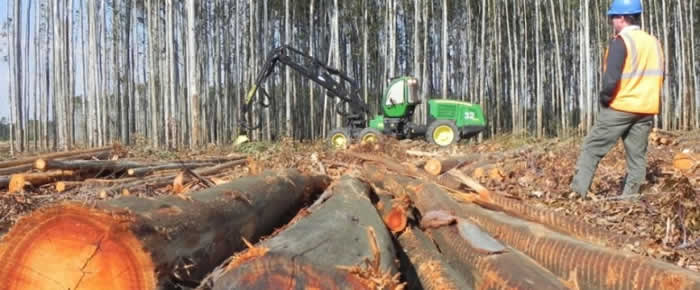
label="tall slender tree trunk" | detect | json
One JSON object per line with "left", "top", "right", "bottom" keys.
{"left": 65, "top": 0, "right": 73, "bottom": 148}
{"left": 285, "top": 0, "right": 292, "bottom": 137}
{"left": 478, "top": 0, "right": 486, "bottom": 140}
{"left": 413, "top": 0, "right": 421, "bottom": 123}
{"left": 310, "top": 0, "right": 317, "bottom": 139}
{"left": 442, "top": 0, "right": 448, "bottom": 98}
{"left": 535, "top": 0, "right": 542, "bottom": 138}
{"left": 167, "top": 0, "right": 177, "bottom": 148}
{"left": 13, "top": 0, "right": 24, "bottom": 152}
{"left": 333, "top": 0, "right": 341, "bottom": 128}
{"left": 187, "top": 0, "right": 199, "bottom": 148}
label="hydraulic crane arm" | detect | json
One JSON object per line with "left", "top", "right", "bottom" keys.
{"left": 241, "top": 45, "right": 369, "bottom": 132}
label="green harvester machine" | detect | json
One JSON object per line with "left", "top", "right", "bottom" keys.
{"left": 241, "top": 46, "right": 486, "bottom": 148}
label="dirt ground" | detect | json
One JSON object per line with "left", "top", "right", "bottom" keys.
{"left": 1, "top": 130, "right": 699, "bottom": 272}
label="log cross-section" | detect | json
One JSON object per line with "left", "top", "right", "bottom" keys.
{"left": 0, "top": 169, "right": 330, "bottom": 290}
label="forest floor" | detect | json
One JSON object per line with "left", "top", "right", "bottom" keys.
{"left": 1, "top": 130, "right": 700, "bottom": 274}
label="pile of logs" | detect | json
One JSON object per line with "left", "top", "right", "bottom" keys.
{"left": 0, "top": 146, "right": 249, "bottom": 196}
{"left": 2, "top": 150, "right": 700, "bottom": 290}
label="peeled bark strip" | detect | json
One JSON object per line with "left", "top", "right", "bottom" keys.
{"left": 203, "top": 176, "right": 398, "bottom": 290}
{"left": 9, "top": 170, "right": 79, "bottom": 193}
{"left": 0, "top": 146, "right": 112, "bottom": 169}
{"left": 397, "top": 227, "right": 471, "bottom": 290}
{"left": 0, "top": 169, "right": 330, "bottom": 290}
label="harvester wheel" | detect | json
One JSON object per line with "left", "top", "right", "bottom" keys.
{"left": 328, "top": 128, "right": 352, "bottom": 149}
{"left": 359, "top": 128, "right": 383, "bottom": 145}
{"left": 426, "top": 120, "right": 460, "bottom": 147}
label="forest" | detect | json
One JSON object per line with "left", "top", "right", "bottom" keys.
{"left": 3, "top": 0, "right": 700, "bottom": 152}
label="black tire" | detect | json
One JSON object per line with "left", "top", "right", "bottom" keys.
{"left": 359, "top": 128, "right": 384, "bottom": 145}
{"left": 426, "top": 120, "right": 460, "bottom": 147}
{"left": 328, "top": 128, "right": 352, "bottom": 149}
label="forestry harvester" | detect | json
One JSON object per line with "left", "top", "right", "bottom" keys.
{"left": 239, "top": 45, "right": 486, "bottom": 148}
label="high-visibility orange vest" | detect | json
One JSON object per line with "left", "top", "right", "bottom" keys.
{"left": 603, "top": 27, "right": 664, "bottom": 115}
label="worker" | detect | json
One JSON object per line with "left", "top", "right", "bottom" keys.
{"left": 570, "top": 0, "right": 664, "bottom": 199}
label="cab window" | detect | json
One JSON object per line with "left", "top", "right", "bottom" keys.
{"left": 385, "top": 81, "right": 405, "bottom": 106}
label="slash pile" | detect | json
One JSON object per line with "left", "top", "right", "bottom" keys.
{"left": 0, "top": 133, "right": 699, "bottom": 289}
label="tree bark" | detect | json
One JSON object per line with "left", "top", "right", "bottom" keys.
{"left": 397, "top": 227, "right": 471, "bottom": 290}
{"left": 199, "top": 176, "right": 398, "bottom": 290}
{"left": 187, "top": 0, "right": 200, "bottom": 148}
{"left": 363, "top": 166, "right": 568, "bottom": 289}
{"left": 0, "top": 169, "right": 330, "bottom": 289}
{"left": 441, "top": 0, "right": 448, "bottom": 98}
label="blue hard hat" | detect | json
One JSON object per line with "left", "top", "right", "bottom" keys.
{"left": 607, "top": 0, "right": 643, "bottom": 15}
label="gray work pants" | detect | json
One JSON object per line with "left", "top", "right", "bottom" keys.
{"left": 570, "top": 106, "right": 654, "bottom": 196}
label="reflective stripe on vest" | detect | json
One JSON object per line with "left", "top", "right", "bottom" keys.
{"left": 606, "top": 29, "right": 664, "bottom": 115}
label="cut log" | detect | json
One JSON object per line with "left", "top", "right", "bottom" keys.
{"left": 0, "top": 169, "right": 330, "bottom": 289}
{"left": 0, "top": 146, "right": 112, "bottom": 169}
{"left": 127, "top": 161, "right": 229, "bottom": 177}
{"left": 396, "top": 227, "right": 471, "bottom": 290}
{"left": 423, "top": 213, "right": 567, "bottom": 290}
{"left": 365, "top": 166, "right": 700, "bottom": 290}
{"left": 375, "top": 193, "right": 409, "bottom": 234}
{"left": 0, "top": 150, "right": 113, "bottom": 176}
{"left": 423, "top": 154, "right": 481, "bottom": 176}
{"left": 200, "top": 175, "right": 400, "bottom": 290}
{"left": 8, "top": 170, "right": 79, "bottom": 193}
{"left": 101, "top": 159, "right": 247, "bottom": 195}
{"left": 0, "top": 164, "right": 33, "bottom": 176}
{"left": 363, "top": 166, "right": 566, "bottom": 289}
{"left": 35, "top": 159, "right": 216, "bottom": 177}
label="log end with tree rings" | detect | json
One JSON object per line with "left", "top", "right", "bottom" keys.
{"left": 33, "top": 158, "right": 47, "bottom": 171}
{"left": 424, "top": 159, "right": 443, "bottom": 176}
{"left": 210, "top": 253, "right": 371, "bottom": 290}
{"left": 0, "top": 202, "right": 156, "bottom": 290}
{"left": 384, "top": 205, "right": 408, "bottom": 233}
{"left": 8, "top": 174, "right": 26, "bottom": 193}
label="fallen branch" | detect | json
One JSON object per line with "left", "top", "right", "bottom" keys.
{"left": 101, "top": 159, "right": 247, "bottom": 195}
{"left": 0, "top": 169, "right": 330, "bottom": 289}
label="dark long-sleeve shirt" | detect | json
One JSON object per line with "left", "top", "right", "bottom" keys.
{"left": 600, "top": 37, "right": 627, "bottom": 106}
